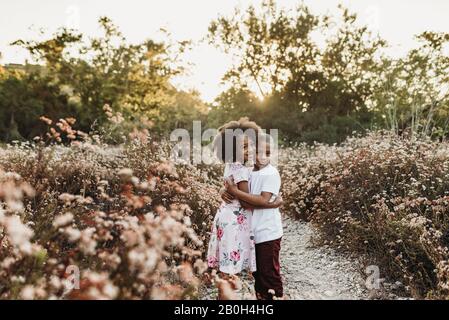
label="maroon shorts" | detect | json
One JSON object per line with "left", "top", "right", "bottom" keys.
{"left": 253, "top": 238, "right": 283, "bottom": 300}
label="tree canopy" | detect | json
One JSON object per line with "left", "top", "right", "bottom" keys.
{"left": 0, "top": 2, "right": 448, "bottom": 144}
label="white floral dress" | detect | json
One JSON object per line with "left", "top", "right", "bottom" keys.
{"left": 207, "top": 163, "right": 256, "bottom": 274}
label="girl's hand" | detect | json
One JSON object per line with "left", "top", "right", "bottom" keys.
{"left": 220, "top": 187, "right": 235, "bottom": 203}
{"left": 224, "top": 177, "right": 239, "bottom": 195}
{"left": 272, "top": 194, "right": 284, "bottom": 208}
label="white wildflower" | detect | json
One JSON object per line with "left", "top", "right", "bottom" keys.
{"left": 2, "top": 214, "right": 34, "bottom": 254}
{"left": 118, "top": 168, "right": 133, "bottom": 180}
{"left": 79, "top": 228, "right": 97, "bottom": 255}
{"left": 20, "top": 285, "right": 36, "bottom": 300}
{"left": 64, "top": 227, "right": 81, "bottom": 242}
{"left": 53, "top": 212, "right": 74, "bottom": 228}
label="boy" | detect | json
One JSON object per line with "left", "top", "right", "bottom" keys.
{"left": 224, "top": 134, "right": 283, "bottom": 300}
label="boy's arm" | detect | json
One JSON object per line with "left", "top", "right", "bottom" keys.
{"left": 226, "top": 179, "right": 281, "bottom": 209}
{"left": 220, "top": 181, "right": 268, "bottom": 209}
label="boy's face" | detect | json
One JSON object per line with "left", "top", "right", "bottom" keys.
{"left": 255, "top": 140, "right": 271, "bottom": 168}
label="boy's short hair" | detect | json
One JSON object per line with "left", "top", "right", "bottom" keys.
{"left": 255, "top": 133, "right": 274, "bottom": 156}
{"left": 214, "top": 118, "right": 261, "bottom": 163}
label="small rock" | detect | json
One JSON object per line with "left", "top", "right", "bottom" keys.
{"left": 324, "top": 290, "right": 335, "bottom": 297}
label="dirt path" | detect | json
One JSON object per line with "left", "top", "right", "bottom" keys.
{"left": 201, "top": 216, "right": 370, "bottom": 300}
{"left": 280, "top": 216, "right": 368, "bottom": 300}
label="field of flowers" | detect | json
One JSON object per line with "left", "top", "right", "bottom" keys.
{"left": 0, "top": 117, "right": 224, "bottom": 299}
{"left": 280, "top": 132, "right": 449, "bottom": 299}
{"left": 2, "top": 119, "right": 449, "bottom": 300}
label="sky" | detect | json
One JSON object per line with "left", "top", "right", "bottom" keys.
{"left": 1, "top": 0, "right": 448, "bottom": 102}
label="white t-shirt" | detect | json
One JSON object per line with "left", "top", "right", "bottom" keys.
{"left": 249, "top": 164, "right": 283, "bottom": 244}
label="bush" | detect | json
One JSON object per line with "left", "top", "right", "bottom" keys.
{"left": 0, "top": 129, "right": 221, "bottom": 299}
{"left": 280, "top": 131, "right": 449, "bottom": 299}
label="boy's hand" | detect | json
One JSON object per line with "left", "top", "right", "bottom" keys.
{"left": 220, "top": 187, "right": 235, "bottom": 204}
{"left": 224, "top": 177, "right": 239, "bottom": 195}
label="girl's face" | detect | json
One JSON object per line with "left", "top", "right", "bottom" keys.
{"left": 242, "top": 136, "right": 252, "bottom": 163}
{"left": 234, "top": 135, "right": 254, "bottom": 164}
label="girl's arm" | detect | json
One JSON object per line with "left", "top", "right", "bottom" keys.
{"left": 227, "top": 179, "right": 281, "bottom": 209}
{"left": 235, "top": 181, "right": 253, "bottom": 210}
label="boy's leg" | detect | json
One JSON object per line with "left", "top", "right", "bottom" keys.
{"left": 254, "top": 238, "right": 283, "bottom": 300}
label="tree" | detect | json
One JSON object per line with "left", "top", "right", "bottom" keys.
{"left": 156, "top": 89, "right": 209, "bottom": 133}
{"left": 320, "top": 6, "right": 386, "bottom": 116}
{"left": 208, "top": 1, "right": 386, "bottom": 143}
{"left": 0, "top": 70, "right": 72, "bottom": 141}
{"left": 208, "top": 0, "right": 321, "bottom": 100}
{"left": 207, "top": 88, "right": 260, "bottom": 129}
{"left": 12, "top": 17, "right": 188, "bottom": 132}
{"left": 373, "top": 32, "right": 449, "bottom": 139}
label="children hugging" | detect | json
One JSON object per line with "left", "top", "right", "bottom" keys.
{"left": 207, "top": 118, "right": 284, "bottom": 300}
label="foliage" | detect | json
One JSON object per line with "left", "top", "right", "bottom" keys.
{"left": 373, "top": 32, "right": 449, "bottom": 139}
{"left": 0, "top": 118, "right": 222, "bottom": 299}
{"left": 280, "top": 132, "right": 449, "bottom": 298}
{"left": 0, "top": 17, "right": 205, "bottom": 142}
{"left": 0, "top": 70, "right": 75, "bottom": 141}
{"left": 208, "top": 1, "right": 387, "bottom": 143}
{"left": 1, "top": 3, "right": 448, "bottom": 144}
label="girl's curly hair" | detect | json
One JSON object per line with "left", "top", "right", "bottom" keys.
{"left": 213, "top": 117, "right": 261, "bottom": 163}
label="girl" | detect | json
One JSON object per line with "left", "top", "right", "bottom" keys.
{"left": 207, "top": 118, "right": 281, "bottom": 275}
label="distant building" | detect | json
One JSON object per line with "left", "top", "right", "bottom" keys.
{"left": 4, "top": 63, "right": 25, "bottom": 71}
{"left": 3, "top": 63, "right": 43, "bottom": 73}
